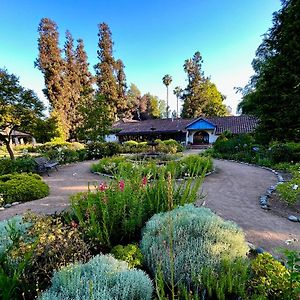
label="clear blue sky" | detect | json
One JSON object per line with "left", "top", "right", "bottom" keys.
{"left": 0, "top": 0, "right": 281, "bottom": 115}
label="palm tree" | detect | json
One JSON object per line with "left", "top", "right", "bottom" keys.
{"left": 173, "top": 86, "right": 182, "bottom": 118}
{"left": 162, "top": 74, "right": 172, "bottom": 118}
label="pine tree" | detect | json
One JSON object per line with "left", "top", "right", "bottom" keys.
{"left": 35, "top": 18, "right": 69, "bottom": 140}
{"left": 181, "top": 52, "right": 226, "bottom": 118}
{"left": 94, "top": 23, "right": 119, "bottom": 122}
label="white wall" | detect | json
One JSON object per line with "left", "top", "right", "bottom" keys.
{"left": 104, "top": 134, "right": 118, "bottom": 143}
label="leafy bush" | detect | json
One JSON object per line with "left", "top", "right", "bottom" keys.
{"left": 269, "top": 142, "right": 300, "bottom": 164}
{"left": 0, "top": 216, "right": 33, "bottom": 300}
{"left": 277, "top": 178, "right": 300, "bottom": 205}
{"left": 9, "top": 213, "right": 91, "bottom": 297}
{"left": 214, "top": 134, "right": 255, "bottom": 154}
{"left": 111, "top": 244, "right": 144, "bottom": 268}
{"left": 70, "top": 170, "right": 203, "bottom": 250}
{"left": 39, "top": 254, "right": 153, "bottom": 300}
{"left": 35, "top": 141, "right": 85, "bottom": 152}
{"left": 250, "top": 252, "right": 300, "bottom": 299}
{"left": 140, "top": 204, "right": 248, "bottom": 290}
{"left": 86, "top": 142, "right": 121, "bottom": 159}
{"left": 0, "top": 156, "right": 37, "bottom": 175}
{"left": 0, "top": 173, "right": 49, "bottom": 204}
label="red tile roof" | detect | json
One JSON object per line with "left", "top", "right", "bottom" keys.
{"left": 113, "top": 115, "right": 258, "bottom": 135}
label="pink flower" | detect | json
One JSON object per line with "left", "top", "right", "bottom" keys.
{"left": 119, "top": 180, "right": 125, "bottom": 192}
{"left": 142, "top": 176, "right": 147, "bottom": 186}
{"left": 98, "top": 182, "right": 108, "bottom": 192}
{"left": 70, "top": 220, "right": 78, "bottom": 228}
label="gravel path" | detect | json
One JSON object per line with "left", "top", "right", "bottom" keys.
{"left": 1, "top": 156, "right": 299, "bottom": 253}
{"left": 199, "top": 159, "right": 300, "bottom": 252}
{"left": 0, "top": 160, "right": 103, "bottom": 221}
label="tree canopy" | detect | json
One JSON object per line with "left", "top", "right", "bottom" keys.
{"left": 181, "top": 52, "right": 227, "bottom": 118}
{"left": 0, "top": 68, "right": 46, "bottom": 159}
{"left": 238, "top": 0, "right": 300, "bottom": 143}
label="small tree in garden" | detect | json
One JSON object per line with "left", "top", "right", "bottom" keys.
{"left": 0, "top": 68, "right": 45, "bottom": 159}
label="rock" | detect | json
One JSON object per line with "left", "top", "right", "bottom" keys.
{"left": 0, "top": 207, "right": 4, "bottom": 211}
{"left": 261, "top": 205, "right": 270, "bottom": 210}
{"left": 247, "top": 242, "right": 256, "bottom": 250}
{"left": 4, "top": 203, "right": 12, "bottom": 208}
{"left": 11, "top": 202, "right": 20, "bottom": 206}
{"left": 255, "top": 247, "right": 264, "bottom": 254}
{"left": 278, "top": 175, "right": 284, "bottom": 182}
{"left": 288, "top": 215, "right": 299, "bottom": 222}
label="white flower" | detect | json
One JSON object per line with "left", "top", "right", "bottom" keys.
{"left": 292, "top": 184, "right": 298, "bottom": 190}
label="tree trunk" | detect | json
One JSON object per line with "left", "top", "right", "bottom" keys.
{"left": 4, "top": 139, "right": 15, "bottom": 160}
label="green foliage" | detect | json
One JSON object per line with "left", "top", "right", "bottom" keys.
{"left": 0, "top": 68, "right": 46, "bottom": 159}
{"left": 250, "top": 252, "right": 300, "bottom": 299}
{"left": 238, "top": 0, "right": 300, "bottom": 143}
{"left": 86, "top": 141, "right": 121, "bottom": 159}
{"left": 39, "top": 254, "right": 153, "bottom": 300}
{"left": 111, "top": 244, "right": 144, "bottom": 268}
{"left": 0, "top": 173, "right": 49, "bottom": 204}
{"left": 140, "top": 204, "right": 248, "bottom": 290}
{"left": 181, "top": 52, "right": 227, "bottom": 118}
{"left": 70, "top": 169, "right": 204, "bottom": 250}
{"left": 269, "top": 142, "right": 300, "bottom": 164}
{"left": 277, "top": 177, "right": 300, "bottom": 205}
{"left": 0, "top": 217, "right": 33, "bottom": 300}
{"left": 0, "top": 156, "right": 37, "bottom": 175}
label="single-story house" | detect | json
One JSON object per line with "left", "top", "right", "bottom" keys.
{"left": 109, "top": 115, "right": 258, "bottom": 146}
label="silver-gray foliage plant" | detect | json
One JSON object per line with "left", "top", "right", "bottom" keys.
{"left": 39, "top": 254, "right": 153, "bottom": 300}
{"left": 140, "top": 204, "right": 248, "bottom": 287}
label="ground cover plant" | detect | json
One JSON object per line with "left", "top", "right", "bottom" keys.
{"left": 0, "top": 173, "right": 49, "bottom": 205}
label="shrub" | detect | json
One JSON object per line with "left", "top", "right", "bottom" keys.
{"left": 111, "top": 244, "right": 144, "bottom": 268}
{"left": 0, "top": 173, "right": 49, "bottom": 205}
{"left": 269, "top": 142, "right": 300, "bottom": 164}
{"left": 35, "top": 141, "right": 85, "bottom": 152}
{"left": 11, "top": 214, "right": 91, "bottom": 297}
{"left": 70, "top": 170, "right": 203, "bottom": 250}
{"left": 39, "top": 254, "right": 153, "bottom": 300}
{"left": 277, "top": 178, "right": 300, "bottom": 205}
{"left": 0, "top": 216, "right": 33, "bottom": 300}
{"left": 86, "top": 142, "right": 121, "bottom": 159}
{"left": 140, "top": 204, "right": 248, "bottom": 290}
{"left": 0, "top": 156, "right": 37, "bottom": 175}
{"left": 250, "top": 253, "right": 297, "bottom": 299}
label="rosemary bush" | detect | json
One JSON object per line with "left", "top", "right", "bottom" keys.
{"left": 39, "top": 254, "right": 153, "bottom": 300}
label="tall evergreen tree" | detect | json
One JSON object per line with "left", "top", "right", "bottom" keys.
{"left": 127, "top": 83, "right": 141, "bottom": 119}
{"left": 94, "top": 23, "right": 119, "bottom": 122}
{"left": 181, "top": 52, "right": 226, "bottom": 118}
{"left": 115, "top": 59, "right": 128, "bottom": 117}
{"left": 35, "top": 18, "right": 69, "bottom": 140}
{"left": 238, "top": 0, "right": 300, "bottom": 142}
{"left": 64, "top": 30, "right": 81, "bottom": 140}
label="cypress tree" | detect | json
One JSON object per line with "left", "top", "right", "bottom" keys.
{"left": 115, "top": 58, "right": 128, "bottom": 118}
{"left": 64, "top": 30, "right": 81, "bottom": 140}
{"left": 94, "top": 23, "right": 119, "bottom": 122}
{"left": 35, "top": 18, "right": 69, "bottom": 140}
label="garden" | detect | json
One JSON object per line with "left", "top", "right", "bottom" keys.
{"left": 0, "top": 138, "right": 300, "bottom": 299}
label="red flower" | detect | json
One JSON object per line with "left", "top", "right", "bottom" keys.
{"left": 98, "top": 182, "right": 108, "bottom": 192}
{"left": 70, "top": 220, "right": 78, "bottom": 228}
{"left": 142, "top": 176, "right": 147, "bottom": 186}
{"left": 119, "top": 180, "right": 125, "bottom": 192}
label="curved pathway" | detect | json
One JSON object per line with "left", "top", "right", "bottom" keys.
{"left": 0, "top": 160, "right": 104, "bottom": 221}
{"left": 199, "top": 159, "right": 300, "bottom": 252}
{"left": 0, "top": 157, "right": 299, "bottom": 253}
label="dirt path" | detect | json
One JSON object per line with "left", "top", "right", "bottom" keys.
{"left": 1, "top": 156, "right": 299, "bottom": 253}
{"left": 199, "top": 159, "right": 300, "bottom": 252}
{"left": 0, "top": 160, "right": 103, "bottom": 221}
